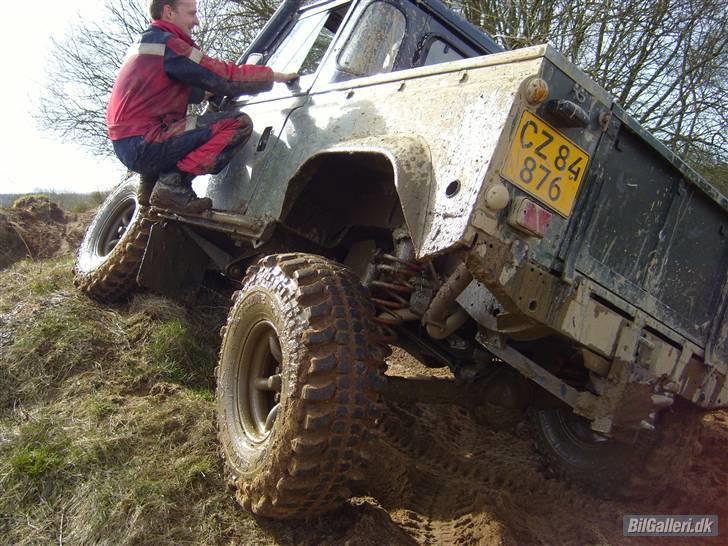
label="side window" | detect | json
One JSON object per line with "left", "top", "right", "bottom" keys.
{"left": 337, "top": 1, "right": 406, "bottom": 77}
{"left": 299, "top": 21, "right": 337, "bottom": 75}
{"left": 423, "top": 38, "right": 465, "bottom": 66}
{"left": 266, "top": 8, "right": 346, "bottom": 77}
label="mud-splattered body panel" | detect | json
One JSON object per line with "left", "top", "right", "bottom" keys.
{"left": 196, "top": 0, "right": 726, "bottom": 410}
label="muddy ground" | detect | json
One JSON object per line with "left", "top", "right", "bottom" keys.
{"left": 1, "top": 200, "right": 726, "bottom": 545}
{"left": 0, "top": 195, "right": 94, "bottom": 269}
{"left": 336, "top": 351, "right": 727, "bottom": 545}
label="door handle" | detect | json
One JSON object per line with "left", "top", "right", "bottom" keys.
{"left": 256, "top": 126, "right": 273, "bottom": 152}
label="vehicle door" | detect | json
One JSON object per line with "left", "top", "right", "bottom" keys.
{"left": 202, "top": 0, "right": 353, "bottom": 213}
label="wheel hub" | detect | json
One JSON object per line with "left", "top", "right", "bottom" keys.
{"left": 237, "top": 321, "right": 283, "bottom": 442}
{"left": 97, "top": 200, "right": 136, "bottom": 257}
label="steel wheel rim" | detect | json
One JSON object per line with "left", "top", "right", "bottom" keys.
{"left": 237, "top": 320, "right": 283, "bottom": 443}
{"left": 95, "top": 199, "right": 136, "bottom": 258}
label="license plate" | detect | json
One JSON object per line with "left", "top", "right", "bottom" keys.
{"left": 501, "top": 111, "right": 590, "bottom": 217}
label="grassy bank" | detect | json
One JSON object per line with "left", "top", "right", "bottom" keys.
{"left": 0, "top": 258, "right": 274, "bottom": 544}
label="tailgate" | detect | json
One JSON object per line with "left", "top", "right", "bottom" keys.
{"left": 491, "top": 47, "right": 728, "bottom": 356}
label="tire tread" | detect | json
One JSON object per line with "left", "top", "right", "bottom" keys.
{"left": 218, "top": 253, "right": 387, "bottom": 518}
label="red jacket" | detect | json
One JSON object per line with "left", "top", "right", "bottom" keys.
{"left": 107, "top": 21, "right": 273, "bottom": 141}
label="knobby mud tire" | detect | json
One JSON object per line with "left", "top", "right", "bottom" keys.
{"left": 216, "top": 253, "right": 387, "bottom": 519}
{"left": 74, "top": 177, "right": 152, "bottom": 303}
{"left": 533, "top": 400, "right": 702, "bottom": 500}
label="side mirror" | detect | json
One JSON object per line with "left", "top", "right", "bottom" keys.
{"left": 246, "top": 53, "right": 264, "bottom": 66}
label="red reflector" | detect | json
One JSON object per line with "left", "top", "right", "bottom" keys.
{"left": 511, "top": 198, "right": 552, "bottom": 237}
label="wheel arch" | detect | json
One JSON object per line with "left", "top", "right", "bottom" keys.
{"left": 279, "top": 135, "right": 434, "bottom": 252}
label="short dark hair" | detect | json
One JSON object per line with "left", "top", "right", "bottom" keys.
{"left": 149, "top": 0, "right": 179, "bottom": 20}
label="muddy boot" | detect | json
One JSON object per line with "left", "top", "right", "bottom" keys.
{"left": 137, "top": 173, "right": 157, "bottom": 206}
{"left": 149, "top": 172, "right": 212, "bottom": 213}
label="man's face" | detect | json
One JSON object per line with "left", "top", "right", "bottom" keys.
{"left": 163, "top": 0, "right": 199, "bottom": 37}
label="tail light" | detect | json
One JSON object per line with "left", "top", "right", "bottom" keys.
{"left": 507, "top": 197, "right": 552, "bottom": 237}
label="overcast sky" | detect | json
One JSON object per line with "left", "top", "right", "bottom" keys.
{"left": 0, "top": 1, "right": 127, "bottom": 194}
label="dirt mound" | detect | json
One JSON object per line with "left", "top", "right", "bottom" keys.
{"left": 11, "top": 195, "right": 66, "bottom": 222}
{"left": 355, "top": 400, "right": 727, "bottom": 545}
{"left": 0, "top": 196, "right": 94, "bottom": 269}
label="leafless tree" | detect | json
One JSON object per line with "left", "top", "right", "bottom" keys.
{"left": 37, "top": 0, "right": 274, "bottom": 156}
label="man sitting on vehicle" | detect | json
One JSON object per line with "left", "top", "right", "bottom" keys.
{"left": 107, "top": 0, "right": 297, "bottom": 213}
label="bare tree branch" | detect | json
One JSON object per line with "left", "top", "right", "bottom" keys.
{"left": 449, "top": 0, "right": 727, "bottom": 166}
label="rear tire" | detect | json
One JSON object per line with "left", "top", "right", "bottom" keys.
{"left": 216, "top": 253, "right": 386, "bottom": 519}
{"left": 533, "top": 402, "right": 701, "bottom": 499}
{"left": 74, "top": 177, "right": 152, "bottom": 302}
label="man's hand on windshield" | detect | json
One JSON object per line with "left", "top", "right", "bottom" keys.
{"left": 273, "top": 72, "right": 300, "bottom": 83}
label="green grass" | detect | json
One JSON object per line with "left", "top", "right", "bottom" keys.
{"left": 0, "top": 286, "right": 127, "bottom": 410}
{"left": 28, "top": 276, "right": 61, "bottom": 295}
{"left": 10, "top": 445, "right": 65, "bottom": 478}
{"left": 11, "top": 193, "right": 51, "bottom": 208}
{"left": 0, "top": 389, "right": 268, "bottom": 545}
{"left": 0, "top": 259, "right": 280, "bottom": 545}
{"left": 145, "top": 319, "right": 218, "bottom": 386}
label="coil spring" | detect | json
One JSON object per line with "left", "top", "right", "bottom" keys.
{"left": 370, "top": 253, "right": 427, "bottom": 342}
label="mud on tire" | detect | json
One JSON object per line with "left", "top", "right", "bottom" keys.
{"left": 216, "top": 253, "right": 387, "bottom": 519}
{"left": 74, "top": 177, "right": 152, "bottom": 302}
{"left": 533, "top": 401, "right": 701, "bottom": 500}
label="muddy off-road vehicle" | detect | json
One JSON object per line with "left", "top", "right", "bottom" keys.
{"left": 76, "top": 0, "right": 727, "bottom": 518}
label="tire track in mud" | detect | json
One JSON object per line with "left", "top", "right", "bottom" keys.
{"left": 234, "top": 354, "right": 724, "bottom": 545}
{"left": 328, "top": 350, "right": 726, "bottom": 546}
{"left": 361, "top": 401, "right": 612, "bottom": 545}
